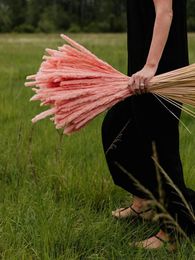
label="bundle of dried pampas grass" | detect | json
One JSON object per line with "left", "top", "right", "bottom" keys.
{"left": 25, "top": 34, "right": 195, "bottom": 134}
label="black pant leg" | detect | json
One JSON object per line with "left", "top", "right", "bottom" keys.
{"left": 102, "top": 94, "right": 195, "bottom": 236}
{"left": 101, "top": 96, "right": 159, "bottom": 198}
{"left": 153, "top": 100, "right": 195, "bottom": 236}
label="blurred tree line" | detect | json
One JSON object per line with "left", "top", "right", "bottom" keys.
{"left": 0, "top": 0, "right": 195, "bottom": 33}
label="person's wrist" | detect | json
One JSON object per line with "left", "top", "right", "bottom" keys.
{"left": 145, "top": 62, "right": 158, "bottom": 70}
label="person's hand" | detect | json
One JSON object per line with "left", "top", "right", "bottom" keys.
{"left": 128, "top": 64, "right": 158, "bottom": 95}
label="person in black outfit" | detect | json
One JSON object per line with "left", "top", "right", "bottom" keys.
{"left": 101, "top": 0, "right": 195, "bottom": 250}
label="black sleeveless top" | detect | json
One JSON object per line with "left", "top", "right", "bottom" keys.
{"left": 127, "top": 0, "right": 189, "bottom": 76}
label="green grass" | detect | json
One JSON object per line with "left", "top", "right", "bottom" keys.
{"left": 0, "top": 33, "right": 195, "bottom": 259}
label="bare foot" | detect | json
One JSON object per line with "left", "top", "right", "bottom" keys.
{"left": 131, "top": 230, "right": 176, "bottom": 251}
{"left": 112, "top": 206, "right": 154, "bottom": 219}
{"left": 112, "top": 196, "right": 154, "bottom": 220}
{"left": 112, "top": 206, "right": 137, "bottom": 218}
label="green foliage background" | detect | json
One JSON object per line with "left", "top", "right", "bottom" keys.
{"left": 0, "top": 32, "right": 195, "bottom": 259}
{"left": 0, "top": 0, "right": 195, "bottom": 33}
{"left": 0, "top": 0, "right": 127, "bottom": 33}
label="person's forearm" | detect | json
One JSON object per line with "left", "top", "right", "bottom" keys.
{"left": 129, "top": 0, "right": 173, "bottom": 93}
{"left": 146, "top": 9, "right": 173, "bottom": 69}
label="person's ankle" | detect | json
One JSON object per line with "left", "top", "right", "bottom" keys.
{"left": 156, "top": 230, "right": 170, "bottom": 241}
{"left": 132, "top": 197, "right": 149, "bottom": 211}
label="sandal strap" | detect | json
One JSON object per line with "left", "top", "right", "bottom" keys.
{"left": 154, "top": 235, "right": 167, "bottom": 243}
{"left": 129, "top": 205, "right": 153, "bottom": 215}
{"left": 118, "top": 206, "right": 131, "bottom": 213}
{"left": 154, "top": 235, "right": 176, "bottom": 245}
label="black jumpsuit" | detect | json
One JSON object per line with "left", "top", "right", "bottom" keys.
{"left": 101, "top": 0, "right": 195, "bottom": 236}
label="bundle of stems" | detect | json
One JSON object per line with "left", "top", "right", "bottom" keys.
{"left": 25, "top": 34, "right": 195, "bottom": 135}
{"left": 149, "top": 65, "right": 195, "bottom": 118}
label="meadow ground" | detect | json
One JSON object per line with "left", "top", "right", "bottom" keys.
{"left": 0, "top": 33, "right": 195, "bottom": 259}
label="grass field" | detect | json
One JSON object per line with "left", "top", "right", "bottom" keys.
{"left": 0, "top": 33, "right": 195, "bottom": 259}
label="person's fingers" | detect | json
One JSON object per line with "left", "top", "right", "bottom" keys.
{"left": 130, "top": 70, "right": 155, "bottom": 95}
{"left": 128, "top": 77, "right": 135, "bottom": 93}
{"left": 132, "top": 74, "right": 150, "bottom": 95}
{"left": 133, "top": 75, "right": 141, "bottom": 95}
{"left": 128, "top": 77, "right": 134, "bottom": 87}
{"left": 140, "top": 78, "right": 145, "bottom": 92}
{"left": 144, "top": 78, "right": 151, "bottom": 93}
{"left": 134, "top": 85, "right": 141, "bottom": 95}
{"left": 129, "top": 75, "right": 138, "bottom": 94}
{"left": 134, "top": 75, "right": 140, "bottom": 88}
{"left": 140, "top": 77, "right": 149, "bottom": 94}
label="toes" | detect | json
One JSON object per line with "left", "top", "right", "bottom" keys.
{"left": 112, "top": 208, "right": 125, "bottom": 214}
